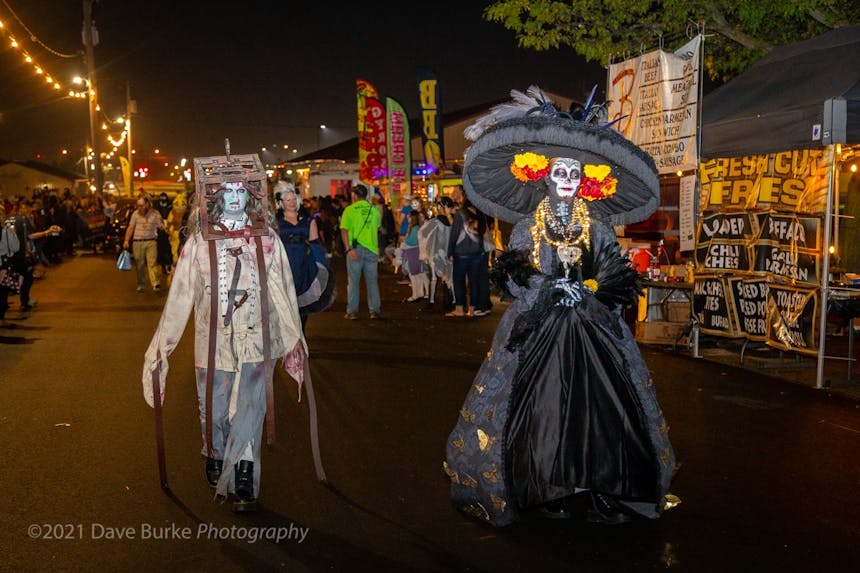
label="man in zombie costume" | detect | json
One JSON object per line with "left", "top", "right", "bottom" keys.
{"left": 444, "top": 86, "right": 678, "bottom": 526}
{"left": 141, "top": 152, "right": 308, "bottom": 510}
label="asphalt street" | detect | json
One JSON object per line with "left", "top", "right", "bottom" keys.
{"left": 1, "top": 251, "right": 858, "bottom": 573}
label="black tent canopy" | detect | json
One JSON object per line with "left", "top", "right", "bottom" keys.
{"left": 702, "top": 25, "right": 860, "bottom": 157}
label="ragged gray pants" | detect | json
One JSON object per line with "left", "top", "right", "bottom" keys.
{"left": 195, "top": 360, "right": 271, "bottom": 499}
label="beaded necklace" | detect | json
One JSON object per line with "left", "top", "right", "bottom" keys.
{"left": 531, "top": 197, "right": 591, "bottom": 275}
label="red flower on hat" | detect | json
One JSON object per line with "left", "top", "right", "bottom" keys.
{"left": 578, "top": 164, "right": 617, "bottom": 201}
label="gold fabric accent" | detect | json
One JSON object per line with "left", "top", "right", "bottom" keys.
{"left": 662, "top": 493, "right": 682, "bottom": 510}
{"left": 442, "top": 461, "right": 460, "bottom": 484}
{"left": 452, "top": 437, "right": 465, "bottom": 453}
{"left": 477, "top": 428, "right": 496, "bottom": 451}
{"left": 474, "top": 384, "right": 486, "bottom": 394}
{"left": 460, "top": 408, "right": 476, "bottom": 423}
{"left": 486, "top": 409, "right": 494, "bottom": 421}
{"left": 460, "top": 504, "right": 489, "bottom": 520}
{"left": 644, "top": 378, "right": 654, "bottom": 389}
{"left": 490, "top": 494, "right": 507, "bottom": 513}
{"left": 461, "top": 475, "right": 478, "bottom": 488}
{"left": 659, "top": 420, "right": 669, "bottom": 439}
{"left": 660, "top": 448, "right": 671, "bottom": 466}
{"left": 481, "top": 463, "right": 500, "bottom": 484}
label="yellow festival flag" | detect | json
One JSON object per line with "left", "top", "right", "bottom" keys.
{"left": 119, "top": 156, "right": 132, "bottom": 197}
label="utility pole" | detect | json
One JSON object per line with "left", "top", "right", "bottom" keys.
{"left": 126, "top": 81, "right": 136, "bottom": 197}
{"left": 82, "top": 0, "right": 102, "bottom": 194}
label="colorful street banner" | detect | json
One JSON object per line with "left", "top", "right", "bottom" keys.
{"left": 357, "top": 78, "right": 388, "bottom": 184}
{"left": 385, "top": 97, "right": 411, "bottom": 196}
{"left": 699, "top": 149, "right": 833, "bottom": 213}
{"left": 416, "top": 67, "right": 444, "bottom": 174}
{"left": 607, "top": 35, "right": 702, "bottom": 173}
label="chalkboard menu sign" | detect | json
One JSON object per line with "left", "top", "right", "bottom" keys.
{"left": 693, "top": 275, "right": 739, "bottom": 336}
{"left": 765, "top": 285, "right": 819, "bottom": 356}
{"left": 732, "top": 278, "right": 768, "bottom": 340}
{"left": 752, "top": 213, "right": 821, "bottom": 285}
{"left": 695, "top": 212, "right": 756, "bottom": 272}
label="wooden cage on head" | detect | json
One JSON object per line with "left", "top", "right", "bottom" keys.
{"left": 193, "top": 140, "right": 269, "bottom": 241}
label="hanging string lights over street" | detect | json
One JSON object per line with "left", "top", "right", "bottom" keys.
{"left": 0, "top": 18, "right": 66, "bottom": 93}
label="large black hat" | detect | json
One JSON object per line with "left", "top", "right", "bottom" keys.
{"left": 462, "top": 86, "right": 660, "bottom": 226}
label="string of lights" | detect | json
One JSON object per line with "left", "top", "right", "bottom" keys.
{"left": 0, "top": 18, "right": 78, "bottom": 96}
{"left": 1, "top": 0, "right": 79, "bottom": 58}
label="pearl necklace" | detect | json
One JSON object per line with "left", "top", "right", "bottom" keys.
{"left": 531, "top": 197, "right": 591, "bottom": 275}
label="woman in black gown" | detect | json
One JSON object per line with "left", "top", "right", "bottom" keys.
{"left": 444, "top": 86, "right": 677, "bottom": 526}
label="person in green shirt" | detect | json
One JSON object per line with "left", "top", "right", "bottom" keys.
{"left": 340, "top": 184, "right": 382, "bottom": 319}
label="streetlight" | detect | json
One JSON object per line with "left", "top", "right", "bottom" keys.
{"left": 317, "top": 124, "right": 327, "bottom": 150}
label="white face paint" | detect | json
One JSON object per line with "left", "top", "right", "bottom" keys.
{"left": 548, "top": 158, "right": 581, "bottom": 199}
{"left": 222, "top": 182, "right": 248, "bottom": 218}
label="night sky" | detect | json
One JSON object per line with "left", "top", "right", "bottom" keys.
{"left": 0, "top": 1, "right": 604, "bottom": 170}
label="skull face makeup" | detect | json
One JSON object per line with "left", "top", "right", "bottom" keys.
{"left": 548, "top": 158, "right": 581, "bottom": 199}
{"left": 222, "top": 182, "right": 248, "bottom": 219}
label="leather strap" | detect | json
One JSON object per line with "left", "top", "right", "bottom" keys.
{"left": 152, "top": 350, "right": 169, "bottom": 490}
{"left": 302, "top": 359, "right": 327, "bottom": 482}
{"left": 205, "top": 240, "right": 218, "bottom": 457}
{"left": 254, "top": 235, "right": 275, "bottom": 444}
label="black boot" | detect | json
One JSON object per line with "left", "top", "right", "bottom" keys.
{"left": 537, "top": 498, "right": 572, "bottom": 519}
{"left": 587, "top": 492, "right": 632, "bottom": 525}
{"left": 205, "top": 457, "right": 223, "bottom": 488}
{"left": 234, "top": 460, "right": 255, "bottom": 502}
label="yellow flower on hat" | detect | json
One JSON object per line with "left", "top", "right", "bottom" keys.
{"left": 510, "top": 152, "right": 550, "bottom": 182}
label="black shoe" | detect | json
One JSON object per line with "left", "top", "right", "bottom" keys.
{"left": 537, "top": 499, "right": 571, "bottom": 519}
{"left": 205, "top": 457, "right": 223, "bottom": 488}
{"left": 234, "top": 460, "right": 255, "bottom": 501}
{"left": 587, "top": 492, "right": 632, "bottom": 525}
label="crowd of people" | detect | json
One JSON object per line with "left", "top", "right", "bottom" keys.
{"left": 0, "top": 188, "right": 100, "bottom": 328}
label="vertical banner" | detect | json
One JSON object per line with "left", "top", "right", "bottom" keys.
{"left": 679, "top": 174, "right": 697, "bottom": 251}
{"left": 385, "top": 97, "right": 411, "bottom": 197}
{"left": 119, "top": 156, "right": 132, "bottom": 196}
{"left": 357, "top": 79, "right": 387, "bottom": 184}
{"left": 607, "top": 35, "right": 702, "bottom": 173}
{"left": 416, "top": 67, "right": 444, "bottom": 174}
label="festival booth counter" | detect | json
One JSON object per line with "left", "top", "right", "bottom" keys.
{"left": 690, "top": 25, "right": 860, "bottom": 387}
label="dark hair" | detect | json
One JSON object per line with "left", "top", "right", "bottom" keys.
{"left": 352, "top": 184, "right": 368, "bottom": 199}
{"left": 438, "top": 196, "right": 454, "bottom": 209}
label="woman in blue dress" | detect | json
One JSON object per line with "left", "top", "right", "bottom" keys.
{"left": 274, "top": 181, "right": 335, "bottom": 330}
